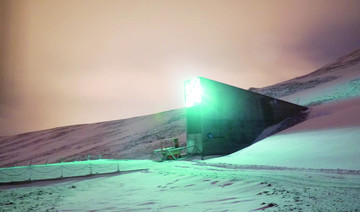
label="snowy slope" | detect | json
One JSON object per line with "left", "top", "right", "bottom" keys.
{"left": 209, "top": 48, "right": 360, "bottom": 170}
{"left": 0, "top": 109, "right": 186, "bottom": 167}
{"left": 209, "top": 97, "right": 360, "bottom": 169}
{"left": 250, "top": 48, "right": 360, "bottom": 106}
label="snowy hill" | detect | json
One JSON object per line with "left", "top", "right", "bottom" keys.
{"left": 250, "top": 48, "right": 360, "bottom": 106}
{"left": 210, "top": 48, "right": 360, "bottom": 170}
{"left": 0, "top": 109, "right": 186, "bottom": 167}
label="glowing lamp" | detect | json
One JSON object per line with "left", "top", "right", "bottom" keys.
{"left": 185, "top": 77, "right": 203, "bottom": 107}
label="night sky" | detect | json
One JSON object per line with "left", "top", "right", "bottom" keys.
{"left": 1, "top": 0, "right": 360, "bottom": 136}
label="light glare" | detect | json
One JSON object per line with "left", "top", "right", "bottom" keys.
{"left": 185, "top": 78, "right": 202, "bottom": 107}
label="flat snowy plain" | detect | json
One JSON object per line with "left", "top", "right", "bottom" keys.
{"left": 1, "top": 49, "right": 360, "bottom": 211}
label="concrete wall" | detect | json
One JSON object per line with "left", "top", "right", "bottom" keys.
{"left": 186, "top": 77, "right": 307, "bottom": 156}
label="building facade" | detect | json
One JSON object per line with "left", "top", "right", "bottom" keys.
{"left": 185, "top": 77, "right": 307, "bottom": 156}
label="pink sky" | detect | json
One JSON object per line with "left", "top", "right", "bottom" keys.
{"left": 1, "top": 0, "right": 360, "bottom": 136}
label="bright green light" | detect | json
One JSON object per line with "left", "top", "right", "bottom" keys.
{"left": 185, "top": 77, "right": 202, "bottom": 107}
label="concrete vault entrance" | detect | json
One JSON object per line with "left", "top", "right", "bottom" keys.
{"left": 185, "top": 77, "right": 307, "bottom": 157}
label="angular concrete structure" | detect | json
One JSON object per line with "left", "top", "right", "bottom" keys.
{"left": 185, "top": 77, "right": 307, "bottom": 156}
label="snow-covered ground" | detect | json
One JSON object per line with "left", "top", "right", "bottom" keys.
{"left": 1, "top": 48, "right": 360, "bottom": 211}
{"left": 1, "top": 160, "right": 360, "bottom": 211}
